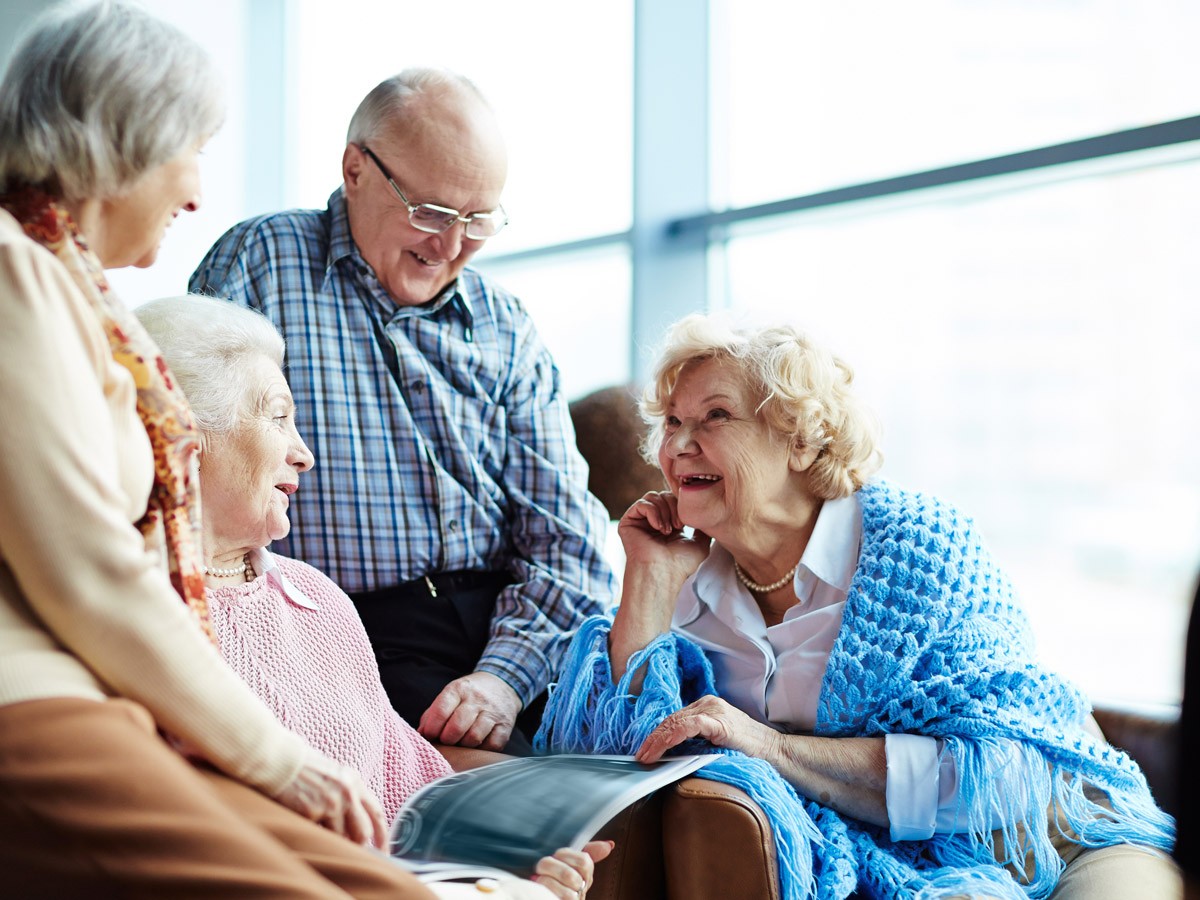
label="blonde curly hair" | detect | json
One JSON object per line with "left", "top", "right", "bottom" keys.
{"left": 641, "top": 314, "right": 883, "bottom": 500}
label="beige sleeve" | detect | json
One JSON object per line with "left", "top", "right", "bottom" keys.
{"left": 0, "top": 238, "right": 308, "bottom": 797}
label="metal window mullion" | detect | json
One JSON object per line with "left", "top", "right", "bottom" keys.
{"left": 630, "top": 0, "right": 711, "bottom": 384}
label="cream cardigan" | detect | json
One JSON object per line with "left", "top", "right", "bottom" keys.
{"left": 0, "top": 210, "right": 307, "bottom": 798}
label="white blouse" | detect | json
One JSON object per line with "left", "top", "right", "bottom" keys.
{"left": 671, "top": 493, "right": 1011, "bottom": 840}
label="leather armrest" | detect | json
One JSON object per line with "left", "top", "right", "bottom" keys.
{"left": 435, "top": 743, "right": 511, "bottom": 772}
{"left": 662, "top": 776, "right": 780, "bottom": 900}
{"left": 1091, "top": 704, "right": 1180, "bottom": 815}
{"left": 590, "top": 789, "right": 666, "bottom": 900}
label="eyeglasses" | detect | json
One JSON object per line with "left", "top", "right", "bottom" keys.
{"left": 359, "top": 145, "right": 508, "bottom": 240}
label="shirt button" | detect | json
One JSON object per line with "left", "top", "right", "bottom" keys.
{"left": 448, "top": 519, "right": 459, "bottom": 532}
{"left": 411, "top": 379, "right": 425, "bottom": 394}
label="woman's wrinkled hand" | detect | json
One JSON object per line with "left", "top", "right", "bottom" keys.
{"left": 617, "top": 490, "right": 711, "bottom": 582}
{"left": 274, "top": 745, "right": 388, "bottom": 848}
{"left": 531, "top": 840, "right": 614, "bottom": 899}
{"left": 635, "top": 695, "right": 780, "bottom": 764}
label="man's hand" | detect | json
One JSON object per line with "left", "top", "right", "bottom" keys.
{"left": 418, "top": 671, "right": 523, "bottom": 750}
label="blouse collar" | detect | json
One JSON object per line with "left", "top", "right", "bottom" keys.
{"left": 678, "top": 492, "right": 862, "bottom": 626}
{"left": 247, "top": 548, "right": 319, "bottom": 610}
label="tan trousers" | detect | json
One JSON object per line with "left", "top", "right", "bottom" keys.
{"left": 955, "top": 790, "right": 1183, "bottom": 900}
{"left": 0, "top": 696, "right": 437, "bottom": 899}
{"left": 1048, "top": 839, "right": 1180, "bottom": 900}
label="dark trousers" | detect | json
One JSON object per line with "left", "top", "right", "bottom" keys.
{"left": 350, "top": 571, "right": 546, "bottom": 756}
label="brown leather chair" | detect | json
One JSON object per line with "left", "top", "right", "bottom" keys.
{"left": 1092, "top": 703, "right": 1179, "bottom": 816}
{"left": 440, "top": 702, "right": 1180, "bottom": 900}
{"left": 568, "top": 384, "right": 662, "bottom": 521}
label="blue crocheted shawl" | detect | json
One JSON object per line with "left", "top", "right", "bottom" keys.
{"left": 535, "top": 481, "right": 1173, "bottom": 900}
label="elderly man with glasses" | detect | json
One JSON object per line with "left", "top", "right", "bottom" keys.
{"left": 191, "top": 69, "right": 617, "bottom": 756}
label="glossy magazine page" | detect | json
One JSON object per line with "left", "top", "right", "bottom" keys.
{"left": 390, "top": 754, "right": 714, "bottom": 881}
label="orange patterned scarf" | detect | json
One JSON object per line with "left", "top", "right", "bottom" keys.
{"left": 1, "top": 185, "right": 214, "bottom": 641}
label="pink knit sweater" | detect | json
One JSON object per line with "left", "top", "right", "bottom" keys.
{"left": 206, "top": 553, "right": 452, "bottom": 824}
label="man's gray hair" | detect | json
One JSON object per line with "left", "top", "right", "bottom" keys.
{"left": 135, "top": 295, "right": 284, "bottom": 439}
{"left": 346, "top": 67, "right": 488, "bottom": 147}
{"left": 0, "top": 0, "right": 224, "bottom": 201}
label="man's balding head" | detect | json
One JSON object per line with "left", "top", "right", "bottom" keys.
{"left": 341, "top": 69, "right": 508, "bottom": 307}
{"left": 347, "top": 69, "right": 506, "bottom": 171}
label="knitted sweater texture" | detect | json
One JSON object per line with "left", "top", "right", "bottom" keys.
{"left": 207, "top": 556, "right": 452, "bottom": 824}
{"left": 537, "top": 481, "right": 1173, "bottom": 899}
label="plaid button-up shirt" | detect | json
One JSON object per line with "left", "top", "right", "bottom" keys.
{"left": 189, "top": 188, "right": 617, "bottom": 702}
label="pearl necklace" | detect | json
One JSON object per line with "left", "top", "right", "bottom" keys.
{"left": 734, "top": 560, "right": 799, "bottom": 593}
{"left": 203, "top": 555, "right": 249, "bottom": 579}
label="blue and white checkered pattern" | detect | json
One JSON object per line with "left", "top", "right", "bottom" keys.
{"left": 189, "top": 188, "right": 618, "bottom": 702}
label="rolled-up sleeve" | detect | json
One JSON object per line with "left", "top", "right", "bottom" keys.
{"left": 885, "top": 733, "right": 941, "bottom": 841}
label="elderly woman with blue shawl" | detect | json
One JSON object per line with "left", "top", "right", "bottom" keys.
{"left": 536, "top": 314, "right": 1179, "bottom": 899}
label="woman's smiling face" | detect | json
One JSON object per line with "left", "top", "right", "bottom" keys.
{"left": 96, "top": 141, "right": 204, "bottom": 269}
{"left": 656, "top": 357, "right": 805, "bottom": 541}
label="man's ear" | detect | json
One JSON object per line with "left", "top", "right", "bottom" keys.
{"left": 342, "top": 143, "right": 365, "bottom": 192}
{"left": 789, "top": 439, "right": 821, "bottom": 473}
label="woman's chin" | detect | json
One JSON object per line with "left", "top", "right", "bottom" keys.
{"left": 130, "top": 242, "right": 163, "bottom": 268}
{"left": 676, "top": 499, "right": 716, "bottom": 531}
{"left": 266, "top": 520, "right": 291, "bottom": 544}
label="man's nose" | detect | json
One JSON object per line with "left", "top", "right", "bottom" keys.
{"left": 429, "top": 221, "right": 465, "bottom": 258}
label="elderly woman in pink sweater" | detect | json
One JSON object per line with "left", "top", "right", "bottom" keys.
{"left": 137, "top": 295, "right": 609, "bottom": 900}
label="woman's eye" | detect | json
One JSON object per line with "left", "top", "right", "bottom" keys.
{"left": 664, "top": 416, "right": 681, "bottom": 430}
{"left": 706, "top": 408, "right": 729, "bottom": 421}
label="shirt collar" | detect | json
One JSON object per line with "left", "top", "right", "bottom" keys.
{"left": 248, "top": 548, "right": 319, "bottom": 610}
{"left": 677, "top": 492, "right": 862, "bottom": 625}
{"left": 675, "top": 543, "right": 743, "bottom": 630}
{"left": 326, "top": 186, "right": 359, "bottom": 268}
{"left": 799, "top": 492, "right": 861, "bottom": 593}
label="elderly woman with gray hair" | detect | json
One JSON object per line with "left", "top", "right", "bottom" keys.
{"left": 537, "top": 313, "right": 1179, "bottom": 899}
{"left": 136, "top": 294, "right": 609, "bottom": 900}
{"left": 0, "top": 2, "right": 436, "bottom": 896}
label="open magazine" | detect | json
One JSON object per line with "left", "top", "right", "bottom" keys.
{"left": 389, "top": 753, "right": 714, "bottom": 883}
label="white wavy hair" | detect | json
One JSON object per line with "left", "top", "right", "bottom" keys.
{"left": 135, "top": 295, "right": 285, "bottom": 441}
{"left": 641, "top": 314, "right": 883, "bottom": 499}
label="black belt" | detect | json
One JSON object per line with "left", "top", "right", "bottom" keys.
{"left": 353, "top": 569, "right": 510, "bottom": 602}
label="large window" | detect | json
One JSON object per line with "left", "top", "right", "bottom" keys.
{"left": 708, "top": 1, "right": 1200, "bottom": 705}
{"left": 9, "top": 0, "right": 1190, "bottom": 706}
{"left": 715, "top": 1, "right": 1200, "bottom": 207}
{"left": 484, "top": 247, "right": 633, "bottom": 400}
{"left": 721, "top": 156, "right": 1200, "bottom": 703}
